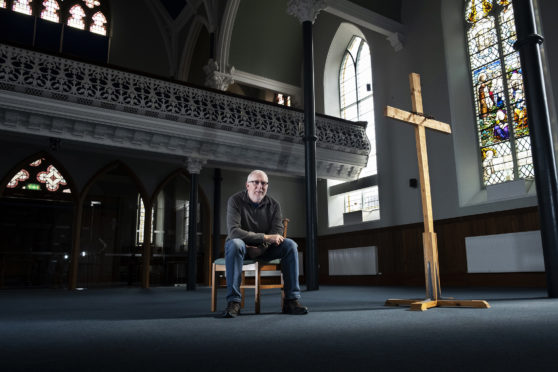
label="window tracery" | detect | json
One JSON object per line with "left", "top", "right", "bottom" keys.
{"left": 13, "top": 0, "right": 32, "bottom": 15}
{"left": 67, "top": 4, "right": 86, "bottom": 30}
{"left": 90, "top": 11, "right": 107, "bottom": 35}
{"left": 5, "top": 158, "right": 71, "bottom": 196}
{"left": 41, "top": 0, "right": 60, "bottom": 23}
{"left": 2, "top": 0, "right": 109, "bottom": 37}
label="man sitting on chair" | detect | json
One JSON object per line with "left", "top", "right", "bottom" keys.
{"left": 222, "top": 169, "right": 308, "bottom": 317}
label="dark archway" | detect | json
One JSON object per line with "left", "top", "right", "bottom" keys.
{"left": 75, "top": 161, "right": 148, "bottom": 288}
{"left": 150, "top": 169, "right": 211, "bottom": 287}
{"left": 0, "top": 152, "right": 78, "bottom": 288}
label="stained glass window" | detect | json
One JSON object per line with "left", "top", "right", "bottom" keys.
{"left": 13, "top": 0, "right": 32, "bottom": 15}
{"left": 68, "top": 4, "right": 86, "bottom": 30}
{"left": 5, "top": 158, "right": 72, "bottom": 198}
{"left": 465, "top": 0, "right": 533, "bottom": 186}
{"left": 83, "top": 0, "right": 100, "bottom": 8}
{"left": 0, "top": 1, "right": 7, "bottom": 9}
{"left": 90, "top": 11, "right": 107, "bottom": 35}
{"left": 41, "top": 0, "right": 60, "bottom": 23}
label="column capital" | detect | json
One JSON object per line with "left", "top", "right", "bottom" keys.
{"left": 287, "top": 0, "right": 326, "bottom": 24}
{"left": 185, "top": 157, "right": 206, "bottom": 174}
{"left": 203, "top": 58, "right": 235, "bottom": 91}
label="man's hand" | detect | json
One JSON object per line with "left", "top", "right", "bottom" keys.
{"left": 264, "top": 234, "right": 284, "bottom": 245}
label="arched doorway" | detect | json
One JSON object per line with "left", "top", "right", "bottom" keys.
{"left": 0, "top": 153, "right": 77, "bottom": 288}
{"left": 150, "top": 170, "right": 211, "bottom": 287}
{"left": 77, "top": 162, "right": 148, "bottom": 288}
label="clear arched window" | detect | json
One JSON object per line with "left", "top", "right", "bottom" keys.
{"left": 465, "top": 0, "right": 533, "bottom": 186}
{"left": 329, "top": 35, "right": 379, "bottom": 226}
{"left": 41, "top": 0, "right": 61, "bottom": 23}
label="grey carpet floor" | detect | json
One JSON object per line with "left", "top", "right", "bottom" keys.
{"left": 1, "top": 285, "right": 557, "bottom": 371}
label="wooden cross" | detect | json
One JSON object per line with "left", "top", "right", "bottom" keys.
{"left": 384, "top": 73, "right": 490, "bottom": 311}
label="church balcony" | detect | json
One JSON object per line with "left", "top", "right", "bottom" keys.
{"left": 0, "top": 43, "right": 369, "bottom": 180}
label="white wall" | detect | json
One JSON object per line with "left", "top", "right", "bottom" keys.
{"left": 314, "top": 0, "right": 552, "bottom": 236}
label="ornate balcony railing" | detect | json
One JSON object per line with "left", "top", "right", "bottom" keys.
{"left": 0, "top": 43, "right": 369, "bottom": 178}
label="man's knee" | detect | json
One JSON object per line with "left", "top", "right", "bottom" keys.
{"left": 283, "top": 238, "right": 298, "bottom": 255}
{"left": 225, "top": 239, "right": 246, "bottom": 256}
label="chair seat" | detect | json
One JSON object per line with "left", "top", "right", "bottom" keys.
{"left": 213, "top": 258, "right": 281, "bottom": 265}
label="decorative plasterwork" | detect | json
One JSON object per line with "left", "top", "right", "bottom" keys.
{"left": 203, "top": 59, "right": 235, "bottom": 91}
{"left": 324, "top": 0, "right": 406, "bottom": 51}
{"left": 287, "top": 0, "right": 327, "bottom": 24}
{"left": 0, "top": 44, "right": 369, "bottom": 180}
{"left": 186, "top": 157, "right": 206, "bottom": 174}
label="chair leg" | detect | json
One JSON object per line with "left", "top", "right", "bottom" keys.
{"left": 240, "top": 272, "right": 245, "bottom": 308}
{"left": 255, "top": 263, "right": 261, "bottom": 314}
{"left": 280, "top": 273, "right": 285, "bottom": 310}
{"left": 211, "top": 263, "right": 217, "bottom": 312}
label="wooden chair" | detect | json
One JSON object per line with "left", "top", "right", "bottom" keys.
{"left": 211, "top": 218, "right": 290, "bottom": 314}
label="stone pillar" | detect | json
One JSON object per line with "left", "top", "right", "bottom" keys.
{"left": 513, "top": 0, "right": 558, "bottom": 297}
{"left": 186, "top": 158, "right": 205, "bottom": 290}
{"left": 212, "top": 169, "right": 222, "bottom": 267}
{"left": 287, "top": 0, "right": 325, "bottom": 291}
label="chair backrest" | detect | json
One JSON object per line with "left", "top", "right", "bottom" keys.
{"left": 282, "top": 218, "right": 290, "bottom": 238}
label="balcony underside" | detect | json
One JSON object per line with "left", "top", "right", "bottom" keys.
{"left": 0, "top": 44, "right": 369, "bottom": 180}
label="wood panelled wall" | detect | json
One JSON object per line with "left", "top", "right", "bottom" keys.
{"left": 314, "top": 207, "right": 545, "bottom": 288}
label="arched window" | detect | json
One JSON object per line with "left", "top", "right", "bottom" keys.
{"left": 2, "top": 0, "right": 110, "bottom": 37}
{"left": 83, "top": 0, "right": 100, "bottom": 8}
{"left": 12, "top": 0, "right": 32, "bottom": 15}
{"left": 41, "top": 0, "right": 60, "bottom": 23}
{"left": 5, "top": 157, "right": 72, "bottom": 200}
{"left": 90, "top": 11, "right": 107, "bottom": 35}
{"left": 465, "top": 0, "right": 533, "bottom": 186}
{"left": 68, "top": 4, "right": 86, "bottom": 30}
{"left": 328, "top": 35, "right": 379, "bottom": 226}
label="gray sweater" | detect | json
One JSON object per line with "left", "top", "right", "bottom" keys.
{"left": 226, "top": 190, "right": 283, "bottom": 246}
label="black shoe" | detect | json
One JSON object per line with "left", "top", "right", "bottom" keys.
{"left": 222, "top": 301, "right": 241, "bottom": 318}
{"left": 282, "top": 299, "right": 308, "bottom": 315}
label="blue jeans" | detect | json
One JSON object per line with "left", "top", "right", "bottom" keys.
{"left": 224, "top": 238, "right": 301, "bottom": 303}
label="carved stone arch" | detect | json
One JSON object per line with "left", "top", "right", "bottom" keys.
{"left": 150, "top": 168, "right": 212, "bottom": 286}
{"left": 177, "top": 17, "right": 205, "bottom": 82}
{"left": 80, "top": 160, "right": 149, "bottom": 206}
{"left": 0, "top": 150, "right": 79, "bottom": 203}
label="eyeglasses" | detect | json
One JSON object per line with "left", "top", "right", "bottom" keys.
{"left": 248, "top": 180, "right": 269, "bottom": 186}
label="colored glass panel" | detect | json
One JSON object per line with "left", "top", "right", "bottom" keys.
{"left": 465, "top": 0, "right": 532, "bottom": 186}
{"left": 41, "top": 0, "right": 60, "bottom": 23}
{"left": 90, "top": 11, "right": 107, "bottom": 36}
{"left": 5, "top": 158, "right": 71, "bottom": 196}
{"left": 13, "top": 0, "right": 32, "bottom": 15}
{"left": 0, "top": 1, "right": 6, "bottom": 8}
{"left": 83, "top": 0, "right": 100, "bottom": 8}
{"left": 68, "top": 4, "right": 86, "bottom": 30}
